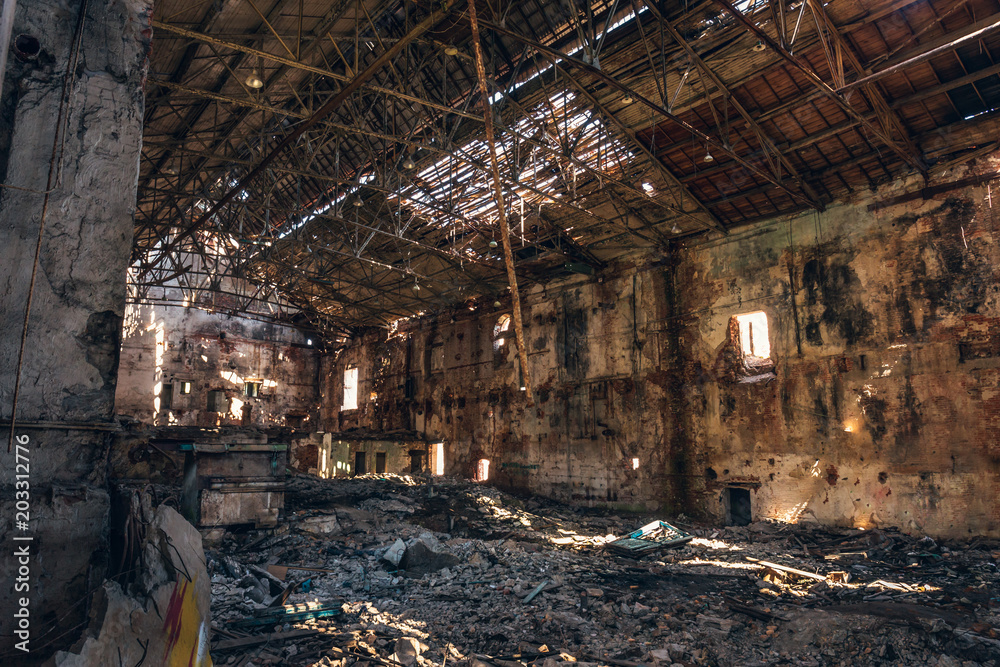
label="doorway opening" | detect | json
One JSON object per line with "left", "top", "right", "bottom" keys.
{"left": 408, "top": 449, "right": 425, "bottom": 473}
{"left": 375, "top": 452, "right": 387, "bottom": 474}
{"left": 725, "top": 487, "right": 752, "bottom": 526}
{"left": 354, "top": 451, "right": 366, "bottom": 476}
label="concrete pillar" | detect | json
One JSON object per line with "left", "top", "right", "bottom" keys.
{"left": 0, "top": 0, "right": 151, "bottom": 658}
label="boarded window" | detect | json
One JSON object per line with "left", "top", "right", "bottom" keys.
{"left": 343, "top": 367, "right": 359, "bottom": 410}
{"left": 244, "top": 381, "right": 261, "bottom": 397}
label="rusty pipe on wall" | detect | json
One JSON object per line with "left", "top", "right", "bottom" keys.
{"left": 468, "top": 0, "right": 533, "bottom": 403}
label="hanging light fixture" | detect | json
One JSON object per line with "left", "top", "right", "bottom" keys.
{"left": 752, "top": 40, "right": 766, "bottom": 52}
{"left": 352, "top": 196, "right": 364, "bottom": 207}
{"left": 444, "top": 45, "right": 459, "bottom": 56}
{"left": 493, "top": 299, "right": 502, "bottom": 308}
{"left": 621, "top": 93, "right": 634, "bottom": 104}
{"left": 245, "top": 68, "right": 264, "bottom": 89}
{"left": 489, "top": 239, "right": 498, "bottom": 248}
{"left": 671, "top": 223, "right": 681, "bottom": 234}
{"left": 704, "top": 147, "right": 714, "bottom": 163}
{"left": 412, "top": 279, "right": 421, "bottom": 292}
{"left": 402, "top": 155, "right": 416, "bottom": 170}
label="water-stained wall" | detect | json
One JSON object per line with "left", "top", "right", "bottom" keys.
{"left": 116, "top": 304, "right": 320, "bottom": 429}
{"left": 323, "top": 157, "right": 1000, "bottom": 539}
{"left": 0, "top": 0, "right": 152, "bottom": 656}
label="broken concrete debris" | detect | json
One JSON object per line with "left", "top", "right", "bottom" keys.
{"left": 53, "top": 504, "right": 213, "bottom": 666}
{"left": 199, "top": 473, "right": 1000, "bottom": 666}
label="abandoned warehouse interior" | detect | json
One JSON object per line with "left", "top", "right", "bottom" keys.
{"left": 2, "top": 0, "right": 1000, "bottom": 663}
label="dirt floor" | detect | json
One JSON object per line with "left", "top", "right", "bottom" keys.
{"left": 204, "top": 473, "right": 1000, "bottom": 666}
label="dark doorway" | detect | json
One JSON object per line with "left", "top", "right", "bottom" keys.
{"left": 354, "top": 451, "right": 366, "bottom": 476}
{"left": 726, "top": 487, "right": 752, "bottom": 526}
{"left": 408, "top": 450, "right": 425, "bottom": 473}
{"left": 375, "top": 452, "right": 387, "bottom": 474}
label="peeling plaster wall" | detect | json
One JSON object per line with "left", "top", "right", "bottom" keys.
{"left": 322, "top": 268, "right": 670, "bottom": 512}
{"left": 0, "top": 0, "right": 151, "bottom": 657}
{"left": 115, "top": 304, "right": 320, "bottom": 429}
{"left": 678, "top": 165, "right": 1000, "bottom": 540}
{"left": 323, "top": 157, "right": 1000, "bottom": 539}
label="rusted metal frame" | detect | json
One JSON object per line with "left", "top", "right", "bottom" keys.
{"left": 141, "top": 142, "right": 492, "bottom": 238}
{"left": 508, "top": 66, "right": 675, "bottom": 217}
{"left": 447, "top": 140, "right": 640, "bottom": 235}
{"left": 710, "top": 0, "right": 927, "bottom": 176}
{"left": 603, "top": 191, "right": 670, "bottom": 244}
{"left": 807, "top": 0, "right": 843, "bottom": 87}
{"left": 358, "top": 0, "right": 409, "bottom": 93}
{"left": 257, "top": 201, "right": 499, "bottom": 291}
{"left": 487, "top": 21, "right": 820, "bottom": 219}
{"left": 892, "top": 60, "right": 1000, "bottom": 109}
{"left": 803, "top": 0, "right": 921, "bottom": 169}
{"left": 760, "top": 11, "right": 1000, "bottom": 122}
{"left": 561, "top": 67, "right": 727, "bottom": 233}
{"left": 508, "top": 25, "right": 812, "bottom": 214}
{"left": 244, "top": 0, "right": 298, "bottom": 59}
{"left": 146, "top": 0, "right": 459, "bottom": 273}
{"left": 469, "top": 0, "right": 534, "bottom": 402}
{"left": 946, "top": 45, "right": 991, "bottom": 111}
{"left": 511, "top": 2, "right": 715, "bottom": 227}
{"left": 767, "top": 0, "right": 786, "bottom": 49}
{"left": 144, "top": 0, "right": 297, "bottom": 188}
{"left": 880, "top": 0, "right": 974, "bottom": 64}
{"left": 154, "top": 60, "right": 666, "bottom": 248}
{"left": 641, "top": 0, "right": 823, "bottom": 208}
{"left": 628, "top": 0, "right": 666, "bottom": 105}
{"left": 140, "top": 0, "right": 375, "bottom": 218}
{"left": 128, "top": 279, "right": 312, "bottom": 321}
{"left": 507, "top": 115, "right": 673, "bottom": 212}
{"left": 250, "top": 256, "right": 403, "bottom": 319}
{"left": 143, "top": 0, "right": 226, "bottom": 124}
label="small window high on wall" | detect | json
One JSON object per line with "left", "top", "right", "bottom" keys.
{"left": 493, "top": 314, "right": 511, "bottom": 351}
{"left": 730, "top": 311, "right": 774, "bottom": 380}
{"left": 735, "top": 311, "right": 771, "bottom": 360}
{"left": 343, "top": 367, "right": 359, "bottom": 410}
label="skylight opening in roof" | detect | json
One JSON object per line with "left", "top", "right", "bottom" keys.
{"left": 490, "top": 4, "right": 650, "bottom": 105}
{"left": 391, "top": 90, "right": 635, "bottom": 238}
{"left": 277, "top": 171, "right": 377, "bottom": 239}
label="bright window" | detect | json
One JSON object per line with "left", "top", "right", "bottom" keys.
{"left": 735, "top": 311, "right": 770, "bottom": 360}
{"left": 432, "top": 442, "right": 445, "bottom": 476}
{"left": 475, "top": 458, "right": 490, "bottom": 482}
{"left": 493, "top": 314, "right": 511, "bottom": 351}
{"left": 342, "top": 367, "right": 359, "bottom": 410}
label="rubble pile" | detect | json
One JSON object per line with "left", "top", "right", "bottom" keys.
{"left": 204, "top": 473, "right": 1000, "bottom": 666}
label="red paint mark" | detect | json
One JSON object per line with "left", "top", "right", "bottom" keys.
{"left": 162, "top": 580, "right": 189, "bottom": 663}
{"left": 826, "top": 465, "right": 839, "bottom": 486}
